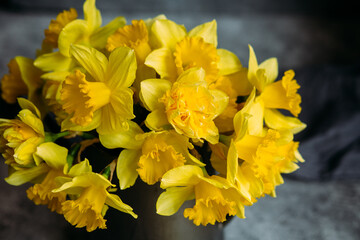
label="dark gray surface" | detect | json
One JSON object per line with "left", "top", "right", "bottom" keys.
{"left": 0, "top": 0, "right": 359, "bottom": 239}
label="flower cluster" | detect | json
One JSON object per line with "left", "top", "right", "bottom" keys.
{"left": 0, "top": 0, "right": 306, "bottom": 231}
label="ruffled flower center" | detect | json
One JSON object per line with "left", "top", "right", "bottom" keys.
{"left": 1, "top": 59, "right": 28, "bottom": 104}
{"left": 174, "top": 37, "right": 219, "bottom": 84}
{"left": 62, "top": 186, "right": 108, "bottom": 232}
{"left": 261, "top": 70, "right": 301, "bottom": 117}
{"left": 61, "top": 70, "right": 111, "bottom": 126}
{"left": 160, "top": 81, "right": 218, "bottom": 141}
{"left": 107, "top": 19, "right": 151, "bottom": 63}
{"left": 26, "top": 169, "right": 66, "bottom": 213}
{"left": 184, "top": 180, "right": 237, "bottom": 226}
{"left": 137, "top": 134, "right": 186, "bottom": 185}
{"left": 43, "top": 8, "right": 78, "bottom": 49}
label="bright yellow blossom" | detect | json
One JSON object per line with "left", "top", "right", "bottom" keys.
{"left": 41, "top": 8, "right": 78, "bottom": 53}
{"left": 26, "top": 142, "right": 69, "bottom": 213}
{"left": 0, "top": 98, "right": 45, "bottom": 168}
{"left": 106, "top": 15, "right": 167, "bottom": 100}
{"left": 247, "top": 45, "right": 306, "bottom": 134}
{"left": 1, "top": 57, "right": 43, "bottom": 107}
{"left": 145, "top": 19, "right": 242, "bottom": 84}
{"left": 107, "top": 19, "right": 152, "bottom": 64}
{"left": 60, "top": 44, "right": 136, "bottom": 134}
{"left": 35, "top": 0, "right": 125, "bottom": 72}
{"left": 53, "top": 171, "right": 137, "bottom": 232}
{"left": 99, "top": 121, "right": 204, "bottom": 188}
{"left": 157, "top": 165, "right": 246, "bottom": 226}
{"left": 140, "top": 68, "right": 228, "bottom": 144}
{"left": 228, "top": 109, "right": 304, "bottom": 197}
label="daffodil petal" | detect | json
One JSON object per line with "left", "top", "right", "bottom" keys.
{"left": 15, "top": 56, "right": 42, "bottom": 94}
{"left": 13, "top": 137, "right": 42, "bottom": 166}
{"left": 295, "top": 150, "right": 305, "bottom": 163}
{"left": 99, "top": 121, "right": 144, "bottom": 149}
{"left": 188, "top": 20, "right": 217, "bottom": 47}
{"left": 233, "top": 111, "right": 250, "bottom": 142}
{"left": 106, "top": 46, "right": 137, "bottom": 89}
{"left": 41, "top": 72, "right": 70, "bottom": 81}
{"left": 239, "top": 89, "right": 264, "bottom": 136}
{"left": 259, "top": 57, "right": 278, "bottom": 84}
{"left": 151, "top": 19, "right": 186, "bottom": 50}
{"left": 17, "top": 98, "right": 41, "bottom": 118}
{"left": 217, "top": 49, "right": 242, "bottom": 75}
{"left": 110, "top": 88, "right": 135, "bottom": 119}
{"left": 5, "top": 163, "right": 49, "bottom": 186}
{"left": 140, "top": 78, "right": 172, "bottom": 111}
{"left": 160, "top": 165, "right": 203, "bottom": 189}
{"left": 67, "top": 158, "right": 92, "bottom": 177}
{"left": 116, "top": 149, "right": 141, "bottom": 190}
{"left": 34, "top": 142, "right": 67, "bottom": 170}
{"left": 227, "top": 141, "right": 238, "bottom": 185}
{"left": 156, "top": 186, "right": 194, "bottom": 216}
{"left": 97, "top": 104, "right": 133, "bottom": 135}
{"left": 145, "top": 109, "right": 170, "bottom": 131}
{"left": 56, "top": 172, "right": 112, "bottom": 192}
{"left": 34, "top": 51, "right": 73, "bottom": 72}
{"left": 248, "top": 44, "right": 263, "bottom": 91}
{"left": 276, "top": 129, "right": 294, "bottom": 145}
{"left": 61, "top": 109, "right": 101, "bottom": 132}
{"left": 210, "top": 89, "right": 229, "bottom": 118}
{"left": 90, "top": 16, "right": 126, "bottom": 49}
{"left": 83, "top": 0, "right": 101, "bottom": 31}
{"left": 264, "top": 108, "right": 306, "bottom": 134}
{"left": 58, "top": 19, "right": 90, "bottom": 57}
{"left": 70, "top": 44, "right": 108, "bottom": 82}
{"left": 144, "top": 14, "right": 167, "bottom": 29}
{"left": 145, "top": 48, "right": 177, "bottom": 82}
{"left": 105, "top": 193, "right": 138, "bottom": 218}
{"left": 17, "top": 109, "right": 44, "bottom": 136}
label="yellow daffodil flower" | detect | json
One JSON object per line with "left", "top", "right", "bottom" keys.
{"left": 26, "top": 142, "right": 69, "bottom": 213}
{"left": 140, "top": 68, "right": 228, "bottom": 144}
{"left": 228, "top": 110, "right": 304, "bottom": 197}
{"left": 35, "top": 0, "right": 126, "bottom": 72}
{"left": 156, "top": 165, "right": 246, "bottom": 226}
{"left": 0, "top": 98, "right": 45, "bottom": 168}
{"left": 106, "top": 15, "right": 167, "bottom": 99}
{"left": 1, "top": 57, "right": 43, "bottom": 108}
{"left": 60, "top": 44, "right": 136, "bottom": 134}
{"left": 145, "top": 19, "right": 242, "bottom": 84}
{"left": 34, "top": 0, "right": 127, "bottom": 123}
{"left": 247, "top": 45, "right": 306, "bottom": 134}
{"left": 99, "top": 121, "right": 204, "bottom": 188}
{"left": 53, "top": 170, "right": 137, "bottom": 232}
{"left": 40, "top": 8, "right": 78, "bottom": 54}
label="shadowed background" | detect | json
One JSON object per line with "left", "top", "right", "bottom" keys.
{"left": 0, "top": 0, "right": 359, "bottom": 239}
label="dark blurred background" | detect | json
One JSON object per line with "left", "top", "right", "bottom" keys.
{"left": 0, "top": 0, "right": 359, "bottom": 239}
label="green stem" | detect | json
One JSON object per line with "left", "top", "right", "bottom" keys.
{"left": 80, "top": 132, "right": 97, "bottom": 139}
{"left": 66, "top": 143, "right": 81, "bottom": 168}
{"left": 102, "top": 166, "right": 111, "bottom": 179}
{"left": 44, "top": 131, "right": 70, "bottom": 142}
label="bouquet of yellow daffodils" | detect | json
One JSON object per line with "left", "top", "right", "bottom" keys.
{"left": 0, "top": 0, "right": 306, "bottom": 232}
